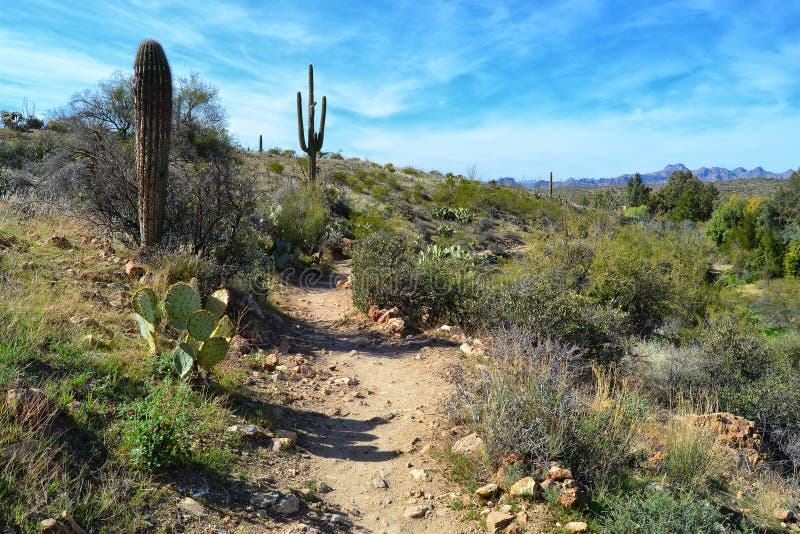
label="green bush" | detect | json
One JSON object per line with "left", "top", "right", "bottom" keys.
{"left": 483, "top": 274, "right": 627, "bottom": 362}
{"left": 268, "top": 161, "right": 284, "bottom": 174}
{"left": 120, "top": 383, "right": 194, "bottom": 471}
{"left": 371, "top": 183, "right": 389, "bottom": 202}
{"left": 647, "top": 170, "right": 718, "bottom": 222}
{"left": 271, "top": 183, "right": 330, "bottom": 253}
{"left": 599, "top": 490, "right": 726, "bottom": 533}
{"left": 784, "top": 241, "right": 800, "bottom": 277}
{"left": 351, "top": 231, "right": 419, "bottom": 318}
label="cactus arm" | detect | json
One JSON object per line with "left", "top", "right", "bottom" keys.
{"left": 316, "top": 95, "right": 326, "bottom": 149}
{"left": 297, "top": 92, "right": 308, "bottom": 153}
{"left": 307, "top": 64, "right": 315, "bottom": 153}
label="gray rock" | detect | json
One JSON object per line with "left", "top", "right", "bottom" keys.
{"left": 274, "top": 493, "right": 300, "bottom": 515}
{"left": 372, "top": 477, "right": 388, "bottom": 489}
{"left": 178, "top": 496, "right": 205, "bottom": 517}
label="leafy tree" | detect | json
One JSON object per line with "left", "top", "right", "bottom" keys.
{"left": 786, "top": 241, "right": 800, "bottom": 277}
{"left": 625, "top": 172, "right": 650, "bottom": 206}
{"left": 648, "top": 170, "right": 718, "bottom": 221}
{"left": 775, "top": 170, "right": 800, "bottom": 230}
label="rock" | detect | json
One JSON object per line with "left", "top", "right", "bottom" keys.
{"left": 333, "top": 376, "right": 358, "bottom": 387}
{"left": 271, "top": 437, "right": 294, "bottom": 451}
{"left": 459, "top": 342, "right": 474, "bottom": 355}
{"left": 372, "top": 477, "right": 388, "bottom": 489}
{"left": 274, "top": 493, "right": 300, "bottom": 515}
{"left": 274, "top": 429, "right": 299, "bottom": 442}
{"left": 273, "top": 371, "right": 286, "bottom": 382}
{"left": 39, "top": 519, "right": 70, "bottom": 534}
{"left": 317, "top": 481, "right": 333, "bottom": 493}
{"left": 485, "top": 511, "right": 514, "bottom": 533}
{"left": 559, "top": 484, "right": 588, "bottom": 510}
{"left": 124, "top": 259, "right": 145, "bottom": 279}
{"left": 231, "top": 335, "right": 251, "bottom": 355}
{"left": 547, "top": 465, "right": 573, "bottom": 481}
{"left": 178, "top": 496, "right": 206, "bottom": 517}
{"left": 688, "top": 412, "right": 764, "bottom": 464}
{"left": 403, "top": 505, "right": 428, "bottom": 518}
{"left": 509, "top": 476, "right": 538, "bottom": 498}
{"left": 227, "top": 424, "right": 263, "bottom": 438}
{"left": 475, "top": 483, "right": 499, "bottom": 498}
{"left": 565, "top": 521, "right": 588, "bottom": 532}
{"left": 368, "top": 305, "right": 383, "bottom": 321}
{"left": 409, "top": 468, "right": 428, "bottom": 481}
{"left": 774, "top": 508, "right": 795, "bottom": 521}
{"left": 452, "top": 433, "right": 485, "bottom": 457}
{"left": 377, "top": 307, "right": 401, "bottom": 323}
{"left": 387, "top": 317, "right": 405, "bottom": 335}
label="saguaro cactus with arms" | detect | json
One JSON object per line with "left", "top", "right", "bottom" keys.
{"left": 297, "top": 64, "right": 326, "bottom": 181}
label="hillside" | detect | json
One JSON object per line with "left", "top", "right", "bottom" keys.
{"left": 500, "top": 163, "right": 795, "bottom": 189}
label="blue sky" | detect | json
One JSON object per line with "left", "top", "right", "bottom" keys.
{"left": 1, "top": 1, "right": 799, "bottom": 180}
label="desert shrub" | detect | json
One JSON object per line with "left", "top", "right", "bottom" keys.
{"left": 599, "top": 489, "right": 726, "bottom": 534}
{"left": 451, "top": 330, "right": 580, "bottom": 467}
{"left": 483, "top": 274, "right": 627, "bottom": 362}
{"left": 351, "top": 231, "right": 419, "bottom": 318}
{"left": 270, "top": 182, "right": 330, "bottom": 253}
{"left": 415, "top": 246, "right": 482, "bottom": 327}
{"left": 785, "top": 241, "right": 800, "bottom": 277}
{"left": 697, "top": 320, "right": 771, "bottom": 392}
{"left": 564, "top": 369, "right": 648, "bottom": 489}
{"left": 662, "top": 420, "right": 731, "bottom": 492}
{"left": 268, "top": 161, "right": 284, "bottom": 174}
{"left": 371, "top": 183, "right": 389, "bottom": 202}
{"left": 432, "top": 205, "right": 474, "bottom": 224}
{"left": 623, "top": 205, "right": 648, "bottom": 217}
{"left": 329, "top": 170, "right": 348, "bottom": 183}
{"left": 120, "top": 383, "right": 194, "bottom": 471}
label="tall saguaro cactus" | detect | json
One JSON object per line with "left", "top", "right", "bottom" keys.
{"left": 133, "top": 39, "right": 172, "bottom": 249}
{"left": 297, "top": 64, "right": 326, "bottom": 181}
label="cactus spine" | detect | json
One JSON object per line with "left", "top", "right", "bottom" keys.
{"left": 133, "top": 39, "right": 172, "bottom": 249}
{"left": 296, "top": 64, "right": 326, "bottom": 181}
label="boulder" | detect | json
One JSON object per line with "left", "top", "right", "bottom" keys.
{"left": 559, "top": 483, "right": 588, "bottom": 510}
{"left": 403, "top": 505, "right": 427, "bottom": 519}
{"left": 509, "top": 477, "right": 538, "bottom": 498}
{"left": 274, "top": 493, "right": 300, "bottom": 515}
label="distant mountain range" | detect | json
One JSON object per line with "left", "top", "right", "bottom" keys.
{"left": 495, "top": 163, "right": 797, "bottom": 189}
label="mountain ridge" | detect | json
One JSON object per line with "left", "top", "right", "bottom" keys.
{"left": 496, "top": 164, "right": 796, "bottom": 189}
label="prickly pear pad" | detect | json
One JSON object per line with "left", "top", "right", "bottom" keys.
{"left": 205, "top": 288, "right": 229, "bottom": 318}
{"left": 187, "top": 310, "right": 217, "bottom": 340}
{"left": 196, "top": 337, "right": 229, "bottom": 368}
{"left": 132, "top": 288, "right": 160, "bottom": 324}
{"left": 164, "top": 282, "right": 200, "bottom": 322}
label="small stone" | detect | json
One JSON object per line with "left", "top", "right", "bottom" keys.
{"left": 372, "top": 477, "right": 388, "bottom": 489}
{"left": 773, "top": 508, "right": 795, "bottom": 521}
{"left": 317, "top": 480, "right": 333, "bottom": 493}
{"left": 403, "top": 505, "right": 427, "bottom": 519}
{"left": 178, "top": 497, "right": 206, "bottom": 517}
{"left": 452, "top": 433, "right": 485, "bottom": 457}
{"left": 485, "top": 510, "right": 514, "bottom": 533}
{"left": 271, "top": 437, "right": 293, "bottom": 451}
{"left": 274, "top": 429, "right": 299, "bottom": 443}
{"left": 509, "top": 476, "right": 538, "bottom": 498}
{"left": 565, "top": 521, "right": 588, "bottom": 532}
{"left": 499, "top": 504, "right": 513, "bottom": 514}
{"left": 274, "top": 493, "right": 300, "bottom": 515}
{"left": 39, "top": 519, "right": 70, "bottom": 534}
{"left": 124, "top": 259, "right": 145, "bottom": 278}
{"left": 409, "top": 468, "right": 428, "bottom": 481}
{"left": 475, "top": 483, "right": 499, "bottom": 499}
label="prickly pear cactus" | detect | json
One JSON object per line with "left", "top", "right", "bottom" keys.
{"left": 132, "top": 282, "right": 234, "bottom": 379}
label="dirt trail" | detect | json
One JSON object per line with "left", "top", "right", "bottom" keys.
{"left": 273, "top": 264, "right": 471, "bottom": 533}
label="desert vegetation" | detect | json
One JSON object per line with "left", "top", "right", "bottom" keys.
{"left": 2, "top": 34, "right": 800, "bottom": 534}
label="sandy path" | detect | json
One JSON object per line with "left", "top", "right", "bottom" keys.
{"left": 274, "top": 265, "right": 473, "bottom": 534}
